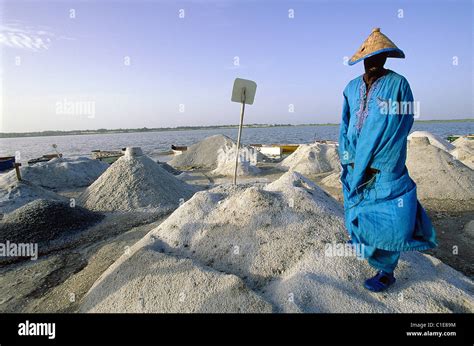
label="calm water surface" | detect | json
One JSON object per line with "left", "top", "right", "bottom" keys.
{"left": 1, "top": 122, "right": 472, "bottom": 163}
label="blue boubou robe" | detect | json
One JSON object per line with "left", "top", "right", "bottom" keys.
{"left": 338, "top": 69, "right": 437, "bottom": 254}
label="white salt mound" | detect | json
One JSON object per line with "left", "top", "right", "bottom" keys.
{"left": 81, "top": 171, "right": 473, "bottom": 313}
{"left": 211, "top": 144, "right": 261, "bottom": 176}
{"left": 450, "top": 137, "right": 474, "bottom": 170}
{"left": 407, "top": 137, "right": 474, "bottom": 200}
{"left": 0, "top": 157, "right": 108, "bottom": 191}
{"left": 80, "top": 246, "right": 272, "bottom": 313}
{"left": 408, "top": 131, "right": 455, "bottom": 152}
{"left": 0, "top": 180, "right": 66, "bottom": 214}
{"left": 78, "top": 148, "right": 198, "bottom": 213}
{"left": 278, "top": 143, "right": 340, "bottom": 175}
{"left": 172, "top": 174, "right": 344, "bottom": 290}
{"left": 169, "top": 135, "right": 235, "bottom": 169}
{"left": 320, "top": 171, "right": 342, "bottom": 189}
{"left": 452, "top": 137, "right": 474, "bottom": 152}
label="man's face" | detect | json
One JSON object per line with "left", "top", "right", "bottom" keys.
{"left": 364, "top": 53, "right": 387, "bottom": 72}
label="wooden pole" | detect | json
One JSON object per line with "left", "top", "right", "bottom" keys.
{"left": 14, "top": 163, "right": 22, "bottom": 181}
{"left": 233, "top": 90, "right": 246, "bottom": 185}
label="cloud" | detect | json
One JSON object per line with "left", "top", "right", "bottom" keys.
{"left": 0, "top": 22, "right": 73, "bottom": 52}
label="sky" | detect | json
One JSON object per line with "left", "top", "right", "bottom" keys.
{"left": 0, "top": 0, "right": 472, "bottom": 132}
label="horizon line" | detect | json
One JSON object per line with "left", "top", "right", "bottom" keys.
{"left": 1, "top": 118, "right": 473, "bottom": 139}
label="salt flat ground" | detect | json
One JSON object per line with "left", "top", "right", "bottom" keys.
{"left": 0, "top": 163, "right": 472, "bottom": 313}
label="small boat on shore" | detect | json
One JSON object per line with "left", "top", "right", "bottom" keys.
{"left": 0, "top": 156, "right": 16, "bottom": 172}
{"left": 250, "top": 144, "right": 283, "bottom": 157}
{"left": 27, "top": 153, "right": 62, "bottom": 166}
{"left": 0, "top": 156, "right": 22, "bottom": 180}
{"left": 28, "top": 144, "right": 64, "bottom": 166}
{"left": 251, "top": 141, "right": 337, "bottom": 157}
{"left": 171, "top": 145, "right": 188, "bottom": 155}
{"left": 170, "top": 142, "right": 300, "bottom": 157}
{"left": 91, "top": 149, "right": 125, "bottom": 164}
{"left": 250, "top": 144, "right": 300, "bottom": 157}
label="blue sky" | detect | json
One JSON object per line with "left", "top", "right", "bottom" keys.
{"left": 0, "top": 0, "right": 472, "bottom": 132}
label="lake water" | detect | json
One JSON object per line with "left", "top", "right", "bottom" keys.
{"left": 1, "top": 121, "right": 472, "bottom": 163}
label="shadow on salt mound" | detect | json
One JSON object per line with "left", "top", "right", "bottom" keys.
{"left": 0, "top": 157, "right": 108, "bottom": 191}
{"left": 408, "top": 131, "right": 455, "bottom": 152}
{"left": 407, "top": 137, "right": 474, "bottom": 200}
{"left": 148, "top": 171, "right": 345, "bottom": 289}
{"left": 80, "top": 246, "right": 273, "bottom": 313}
{"left": 0, "top": 180, "right": 67, "bottom": 214}
{"left": 463, "top": 220, "right": 474, "bottom": 239}
{"left": 264, "top": 250, "right": 474, "bottom": 313}
{"left": 278, "top": 143, "right": 340, "bottom": 175}
{"left": 157, "top": 160, "right": 181, "bottom": 175}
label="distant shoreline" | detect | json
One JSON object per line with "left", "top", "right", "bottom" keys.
{"left": 1, "top": 119, "right": 472, "bottom": 139}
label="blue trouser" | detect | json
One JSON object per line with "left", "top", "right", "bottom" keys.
{"left": 367, "top": 248, "right": 400, "bottom": 273}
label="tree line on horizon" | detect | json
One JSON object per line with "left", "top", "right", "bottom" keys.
{"left": 0, "top": 119, "right": 471, "bottom": 138}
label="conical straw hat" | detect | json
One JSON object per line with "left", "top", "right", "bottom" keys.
{"left": 349, "top": 28, "right": 405, "bottom": 65}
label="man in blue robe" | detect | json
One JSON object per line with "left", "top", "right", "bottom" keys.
{"left": 339, "top": 28, "right": 437, "bottom": 292}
